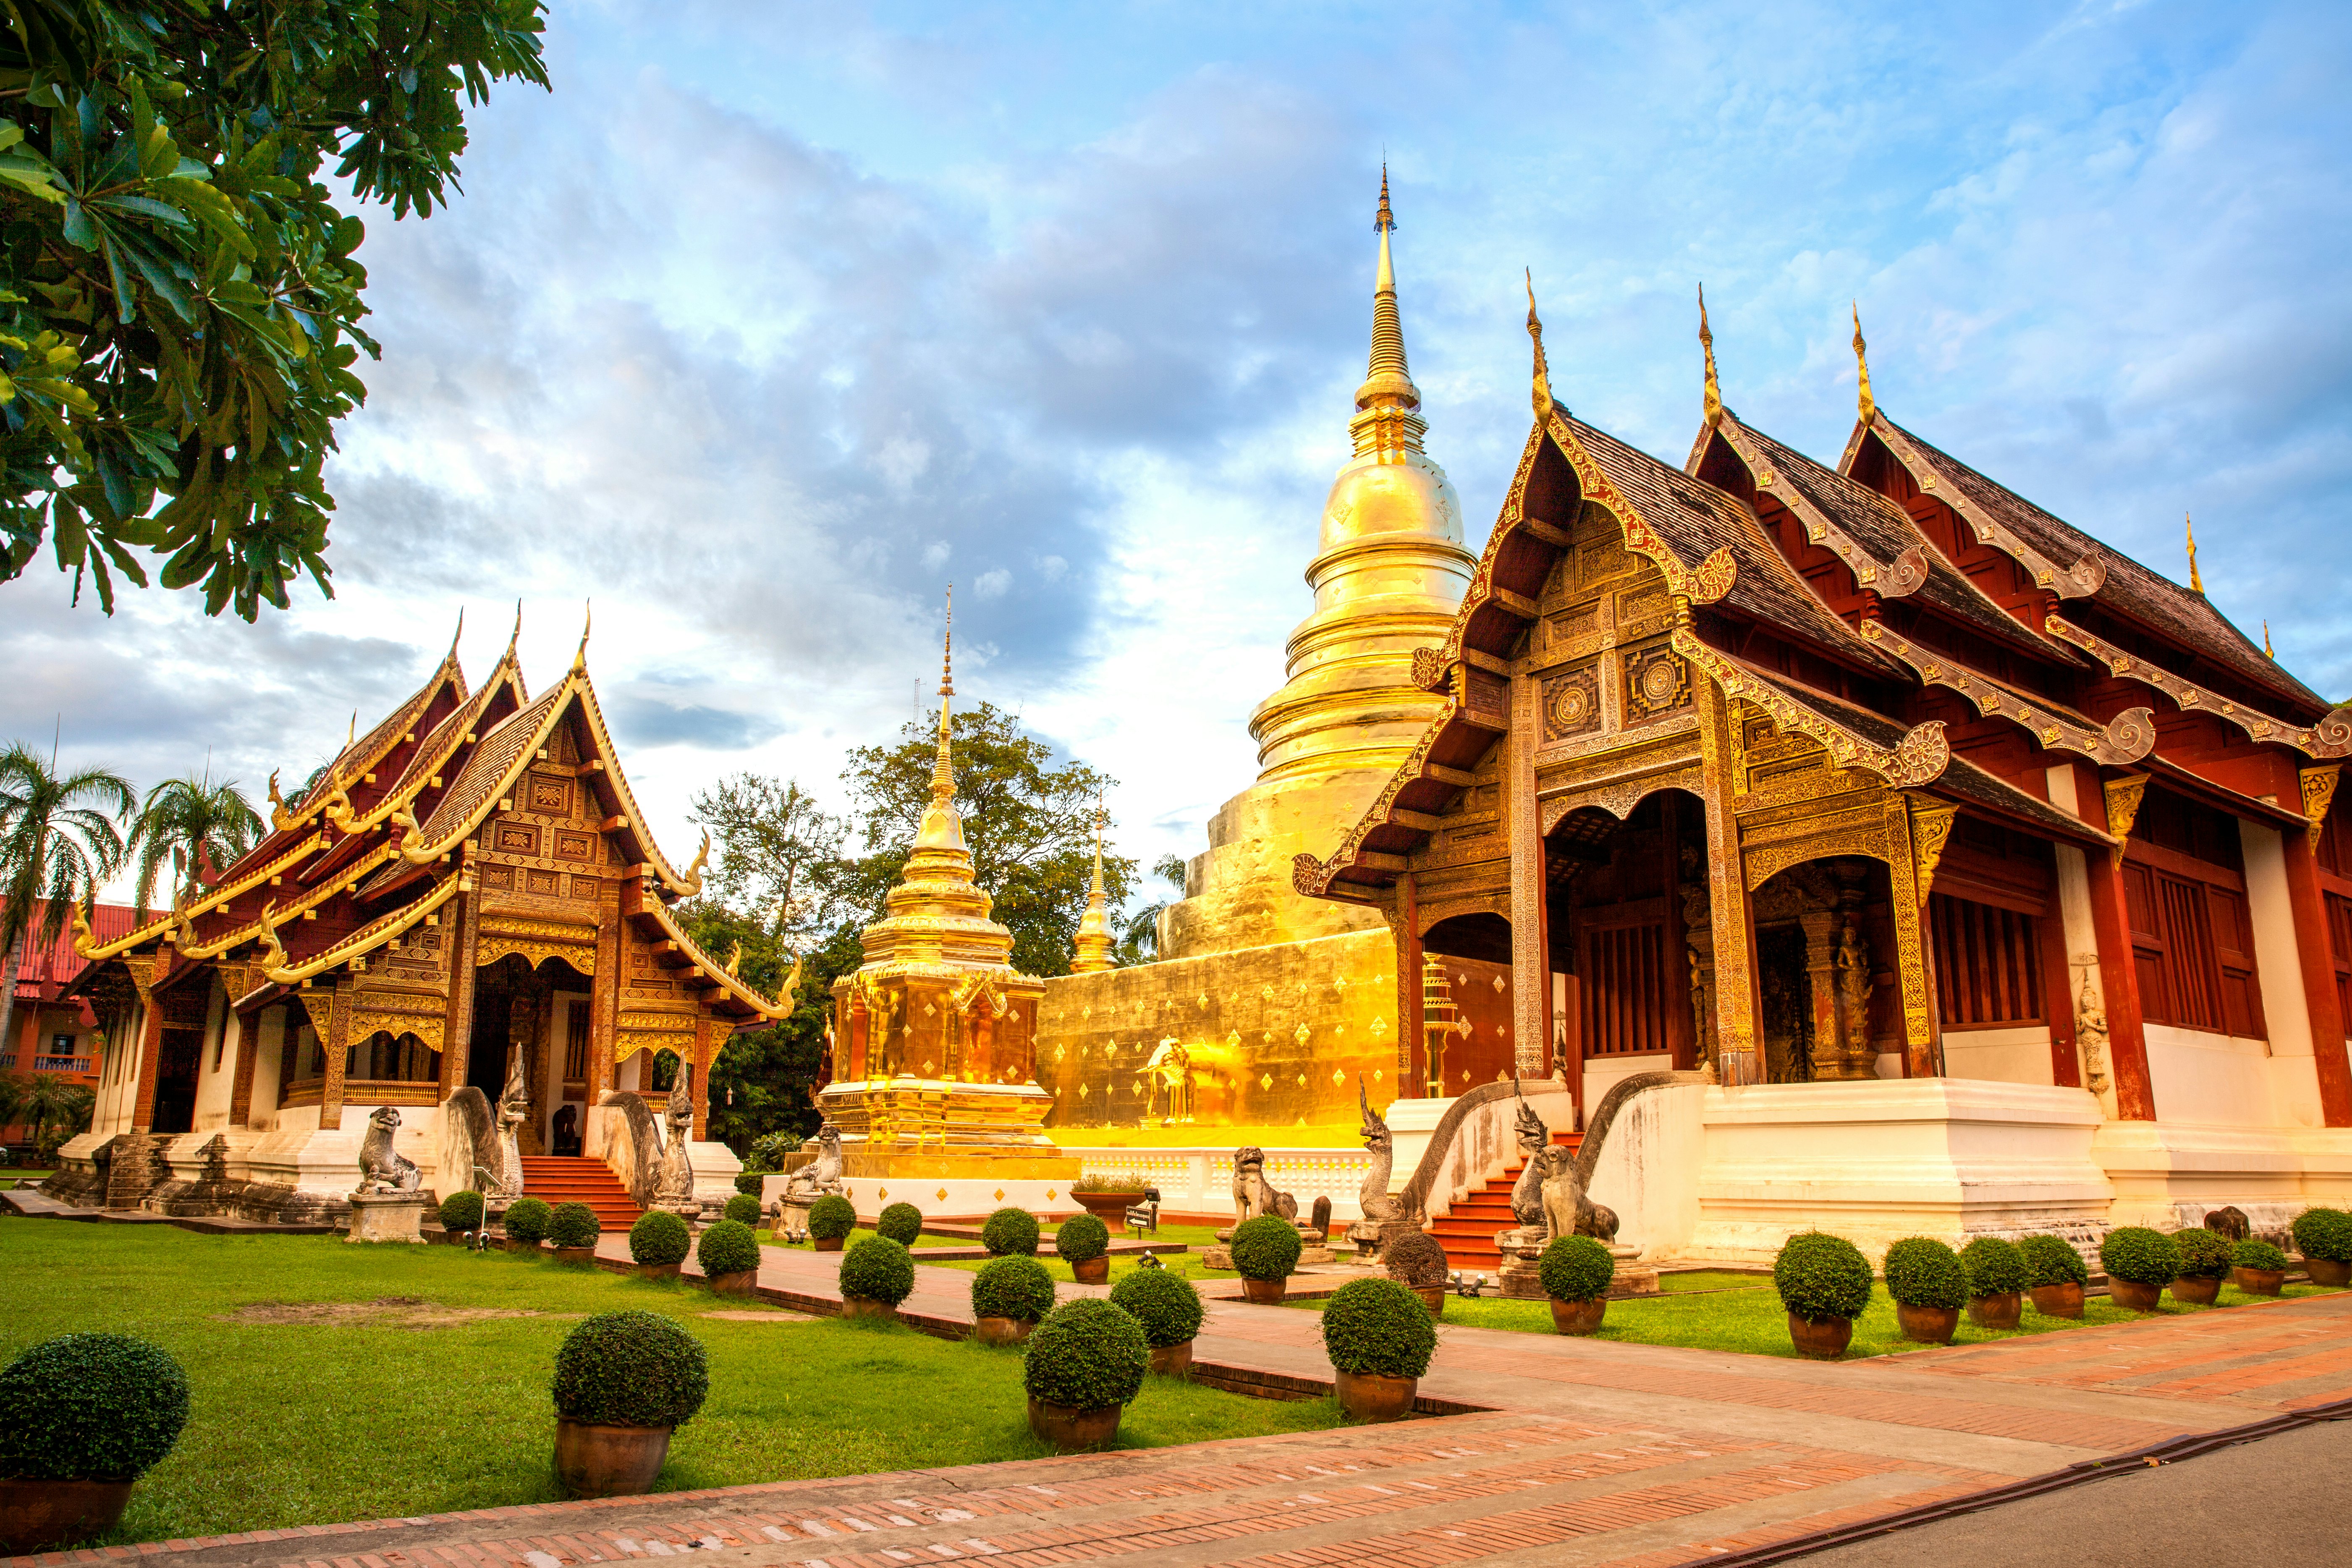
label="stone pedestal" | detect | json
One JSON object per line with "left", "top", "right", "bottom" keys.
{"left": 346, "top": 1191, "right": 430, "bottom": 1243}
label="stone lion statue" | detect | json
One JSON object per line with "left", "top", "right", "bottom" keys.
{"left": 355, "top": 1107, "right": 422, "bottom": 1194}
{"left": 779, "top": 1123, "right": 846, "bottom": 1206}
{"left": 1231, "top": 1145, "right": 1298, "bottom": 1224}
{"left": 1534, "top": 1144, "right": 1618, "bottom": 1245}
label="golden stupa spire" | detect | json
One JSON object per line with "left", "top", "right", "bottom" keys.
{"left": 1852, "top": 302, "right": 1875, "bottom": 426}
{"left": 2186, "top": 512, "right": 2203, "bottom": 594}
{"left": 1351, "top": 167, "right": 1425, "bottom": 458}
{"left": 1698, "top": 283, "right": 1722, "bottom": 429}
{"left": 1071, "top": 793, "right": 1115, "bottom": 974}
{"left": 914, "top": 585, "right": 965, "bottom": 852}
{"left": 1526, "top": 268, "right": 1551, "bottom": 414}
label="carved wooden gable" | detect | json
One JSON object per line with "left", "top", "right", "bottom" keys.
{"left": 1534, "top": 502, "right": 1697, "bottom": 754}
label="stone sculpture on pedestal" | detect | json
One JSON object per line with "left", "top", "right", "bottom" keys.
{"left": 776, "top": 1122, "right": 846, "bottom": 1236}
{"left": 1205, "top": 1145, "right": 1334, "bottom": 1269}
{"left": 347, "top": 1106, "right": 429, "bottom": 1243}
{"left": 1345, "top": 1080, "right": 1407, "bottom": 1259}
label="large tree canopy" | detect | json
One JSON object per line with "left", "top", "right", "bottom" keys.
{"left": 0, "top": 0, "right": 549, "bottom": 617}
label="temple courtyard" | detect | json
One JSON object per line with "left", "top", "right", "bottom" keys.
{"left": 4, "top": 1215, "right": 2349, "bottom": 1568}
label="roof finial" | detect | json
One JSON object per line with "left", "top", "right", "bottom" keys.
{"left": 346, "top": 708, "right": 357, "bottom": 747}
{"left": 1375, "top": 164, "right": 1394, "bottom": 233}
{"left": 1852, "top": 302, "right": 1875, "bottom": 426}
{"left": 450, "top": 606, "right": 465, "bottom": 659}
{"left": 2264, "top": 619, "right": 2276, "bottom": 659}
{"left": 931, "top": 585, "right": 955, "bottom": 802}
{"left": 1698, "top": 283, "right": 1722, "bottom": 429}
{"left": 572, "top": 599, "right": 591, "bottom": 672}
{"left": 507, "top": 599, "right": 522, "bottom": 654}
{"left": 1526, "top": 268, "right": 1551, "bottom": 416}
{"left": 1071, "top": 791, "right": 1115, "bottom": 973}
{"left": 2186, "top": 512, "right": 2203, "bottom": 595}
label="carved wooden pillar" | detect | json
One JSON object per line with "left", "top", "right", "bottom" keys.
{"left": 126, "top": 958, "right": 164, "bottom": 1131}
{"left": 591, "top": 882, "right": 621, "bottom": 1105}
{"left": 511, "top": 985, "right": 543, "bottom": 1154}
{"left": 1695, "top": 680, "right": 1762, "bottom": 1078}
{"left": 2283, "top": 785, "right": 2352, "bottom": 1127}
{"left": 225, "top": 966, "right": 261, "bottom": 1126}
{"left": 318, "top": 978, "right": 353, "bottom": 1132}
{"left": 1661, "top": 793, "right": 1694, "bottom": 1071}
{"left": 695, "top": 1013, "right": 721, "bottom": 1135}
{"left": 2085, "top": 778, "right": 2157, "bottom": 1120}
{"left": 1507, "top": 670, "right": 1548, "bottom": 1078}
{"left": 444, "top": 888, "right": 479, "bottom": 1100}
{"left": 1891, "top": 796, "right": 1943, "bottom": 1077}
{"left": 1799, "top": 911, "right": 1840, "bottom": 1081}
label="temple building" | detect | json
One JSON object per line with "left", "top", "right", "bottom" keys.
{"left": 43, "top": 616, "right": 783, "bottom": 1220}
{"left": 1032, "top": 174, "right": 1478, "bottom": 1150}
{"left": 1286, "top": 291, "right": 2352, "bottom": 1256}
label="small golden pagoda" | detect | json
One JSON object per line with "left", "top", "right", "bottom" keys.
{"left": 1069, "top": 805, "right": 1116, "bottom": 975}
{"left": 822, "top": 599, "right": 1077, "bottom": 1207}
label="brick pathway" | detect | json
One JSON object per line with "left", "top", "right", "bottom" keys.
{"left": 11, "top": 1239, "right": 2351, "bottom": 1568}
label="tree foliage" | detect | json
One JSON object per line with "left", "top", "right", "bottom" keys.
{"left": 126, "top": 769, "right": 259, "bottom": 919}
{"left": 0, "top": 739, "right": 131, "bottom": 1060}
{"left": 0, "top": 0, "right": 550, "bottom": 617}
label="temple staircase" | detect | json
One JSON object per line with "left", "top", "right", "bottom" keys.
{"left": 1430, "top": 1129, "right": 1581, "bottom": 1274}
{"left": 519, "top": 1156, "right": 642, "bottom": 1230}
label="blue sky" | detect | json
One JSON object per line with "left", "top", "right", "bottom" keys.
{"left": 8, "top": 0, "right": 2348, "bottom": 903}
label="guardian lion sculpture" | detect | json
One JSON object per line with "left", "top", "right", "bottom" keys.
{"left": 355, "top": 1106, "right": 422, "bottom": 1194}
{"left": 779, "top": 1123, "right": 846, "bottom": 1205}
{"left": 1231, "top": 1145, "right": 1299, "bottom": 1224}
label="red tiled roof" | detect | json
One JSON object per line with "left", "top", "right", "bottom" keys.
{"left": 8, "top": 900, "right": 135, "bottom": 999}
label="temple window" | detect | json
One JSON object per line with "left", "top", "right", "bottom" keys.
{"left": 1929, "top": 894, "right": 2043, "bottom": 1029}
{"left": 345, "top": 1030, "right": 441, "bottom": 1084}
{"left": 2123, "top": 789, "right": 2263, "bottom": 1037}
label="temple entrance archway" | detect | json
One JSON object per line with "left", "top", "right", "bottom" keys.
{"left": 1747, "top": 857, "right": 1901, "bottom": 1083}
{"left": 1419, "top": 913, "right": 1515, "bottom": 1096}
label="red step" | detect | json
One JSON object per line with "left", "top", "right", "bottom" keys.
{"left": 1434, "top": 1131, "right": 1581, "bottom": 1273}
{"left": 519, "top": 1155, "right": 643, "bottom": 1230}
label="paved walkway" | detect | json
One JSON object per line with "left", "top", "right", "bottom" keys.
{"left": 12, "top": 1228, "right": 2352, "bottom": 1568}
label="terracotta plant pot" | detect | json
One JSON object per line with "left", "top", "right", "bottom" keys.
{"left": 1149, "top": 1340, "right": 1194, "bottom": 1377}
{"left": 1896, "top": 1302, "right": 1960, "bottom": 1343}
{"left": 0, "top": 1476, "right": 136, "bottom": 1553}
{"left": 554, "top": 1418, "right": 672, "bottom": 1499}
{"left": 1967, "top": 1292, "right": 2022, "bottom": 1331}
{"left": 2304, "top": 1258, "right": 2351, "bottom": 1287}
{"left": 839, "top": 1295, "right": 896, "bottom": 1321}
{"left": 813, "top": 1235, "right": 845, "bottom": 1252}
{"left": 2109, "top": 1278, "right": 2163, "bottom": 1311}
{"left": 2030, "top": 1282, "right": 2085, "bottom": 1319}
{"left": 972, "top": 1315, "right": 1032, "bottom": 1346}
{"left": 1787, "top": 1313, "right": 1853, "bottom": 1360}
{"left": 1241, "top": 1277, "right": 1286, "bottom": 1304}
{"left": 1413, "top": 1285, "right": 1445, "bottom": 1317}
{"left": 1073, "top": 1190, "right": 1138, "bottom": 1224}
{"left": 1027, "top": 1395, "right": 1122, "bottom": 1452}
{"left": 1071, "top": 1256, "right": 1110, "bottom": 1285}
{"left": 637, "top": 1262, "right": 682, "bottom": 1281}
{"left": 1333, "top": 1369, "right": 1417, "bottom": 1423}
{"left": 2171, "top": 1276, "right": 2222, "bottom": 1306}
{"left": 2234, "top": 1266, "right": 2285, "bottom": 1297}
{"left": 1549, "top": 1297, "right": 1606, "bottom": 1336}
{"left": 707, "top": 1268, "right": 758, "bottom": 1297}
{"left": 552, "top": 1246, "right": 597, "bottom": 1266}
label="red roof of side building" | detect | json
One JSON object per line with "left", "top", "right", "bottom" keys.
{"left": 9, "top": 900, "right": 137, "bottom": 1008}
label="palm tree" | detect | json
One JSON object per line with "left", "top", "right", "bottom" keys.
{"left": 128, "top": 772, "right": 266, "bottom": 923}
{"left": 1115, "top": 853, "right": 1189, "bottom": 966}
{"left": 0, "top": 743, "right": 134, "bottom": 1066}
{"left": 18, "top": 1073, "right": 94, "bottom": 1161}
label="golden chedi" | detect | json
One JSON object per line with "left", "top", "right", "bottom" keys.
{"left": 823, "top": 603, "right": 1077, "bottom": 1212}
{"left": 1035, "top": 173, "right": 1473, "bottom": 1143}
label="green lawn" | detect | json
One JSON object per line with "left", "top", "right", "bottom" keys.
{"left": 1656, "top": 1270, "right": 1771, "bottom": 1294}
{"left": 1289, "top": 1277, "right": 2341, "bottom": 1358}
{"left": 0, "top": 1217, "right": 1342, "bottom": 1546}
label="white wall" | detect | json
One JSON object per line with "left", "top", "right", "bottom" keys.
{"left": 192, "top": 982, "right": 237, "bottom": 1133}
{"left": 2145, "top": 1024, "right": 2290, "bottom": 1130}
{"left": 1942, "top": 1026, "right": 2055, "bottom": 1087}
{"left": 1584, "top": 1081, "right": 1705, "bottom": 1256}
{"left": 249, "top": 1006, "right": 284, "bottom": 1129}
{"left": 1584, "top": 1052, "right": 1673, "bottom": 1115}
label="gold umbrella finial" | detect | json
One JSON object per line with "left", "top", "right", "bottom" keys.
{"left": 1375, "top": 163, "right": 1394, "bottom": 233}
{"left": 1699, "top": 283, "right": 1722, "bottom": 429}
{"left": 2186, "top": 512, "right": 2204, "bottom": 594}
{"left": 931, "top": 585, "right": 956, "bottom": 802}
{"left": 1852, "top": 302, "right": 1875, "bottom": 426}
{"left": 1526, "top": 268, "right": 1551, "bottom": 415}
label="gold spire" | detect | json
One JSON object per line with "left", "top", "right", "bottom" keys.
{"left": 2265, "top": 619, "right": 2276, "bottom": 659}
{"left": 914, "top": 585, "right": 965, "bottom": 852}
{"left": 2186, "top": 512, "right": 2203, "bottom": 594}
{"left": 1526, "top": 268, "right": 1551, "bottom": 415}
{"left": 1071, "top": 794, "right": 1115, "bottom": 973}
{"left": 1351, "top": 167, "right": 1424, "bottom": 458}
{"left": 1852, "top": 302, "right": 1875, "bottom": 426}
{"left": 1698, "top": 283, "right": 1722, "bottom": 429}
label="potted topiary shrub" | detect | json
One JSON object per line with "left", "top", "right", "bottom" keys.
{"left": 1230, "top": 1214, "right": 1303, "bottom": 1304}
{"left": 1321, "top": 1277, "right": 1437, "bottom": 1422}
{"left": 982, "top": 1206, "right": 1040, "bottom": 1257}
{"left": 1537, "top": 1234, "right": 1615, "bottom": 1335}
{"left": 2170, "top": 1227, "right": 2231, "bottom": 1306}
{"left": 970, "top": 1255, "right": 1056, "bottom": 1345}
{"left": 503, "top": 1196, "right": 554, "bottom": 1254}
{"left": 1773, "top": 1231, "right": 1872, "bottom": 1359}
{"left": 1022, "top": 1298, "right": 1149, "bottom": 1452}
{"left": 807, "top": 1194, "right": 856, "bottom": 1252}
{"left": 723, "top": 1193, "right": 762, "bottom": 1228}
{"left": 2232, "top": 1238, "right": 2289, "bottom": 1296}
{"left": 1883, "top": 1237, "right": 1968, "bottom": 1344}
{"left": 697, "top": 1218, "right": 762, "bottom": 1295}
{"left": 629, "top": 1210, "right": 691, "bottom": 1280}
{"left": 1383, "top": 1230, "right": 1451, "bottom": 1316}
{"left": 876, "top": 1201, "right": 924, "bottom": 1246}
{"left": 548, "top": 1202, "right": 602, "bottom": 1264}
{"left": 838, "top": 1236, "right": 916, "bottom": 1320}
{"left": 1958, "top": 1236, "right": 2028, "bottom": 1330}
{"left": 0, "top": 1334, "right": 190, "bottom": 1552}
{"left": 438, "top": 1189, "right": 485, "bottom": 1243}
{"left": 2019, "top": 1235, "right": 2088, "bottom": 1319}
{"left": 1055, "top": 1213, "right": 1112, "bottom": 1285}
{"left": 2099, "top": 1226, "right": 2180, "bottom": 1311}
{"left": 1109, "top": 1267, "right": 1205, "bottom": 1376}
{"left": 550, "top": 1310, "right": 709, "bottom": 1498}
{"left": 1071, "top": 1173, "right": 1147, "bottom": 1226}
{"left": 2290, "top": 1206, "right": 2352, "bottom": 1287}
